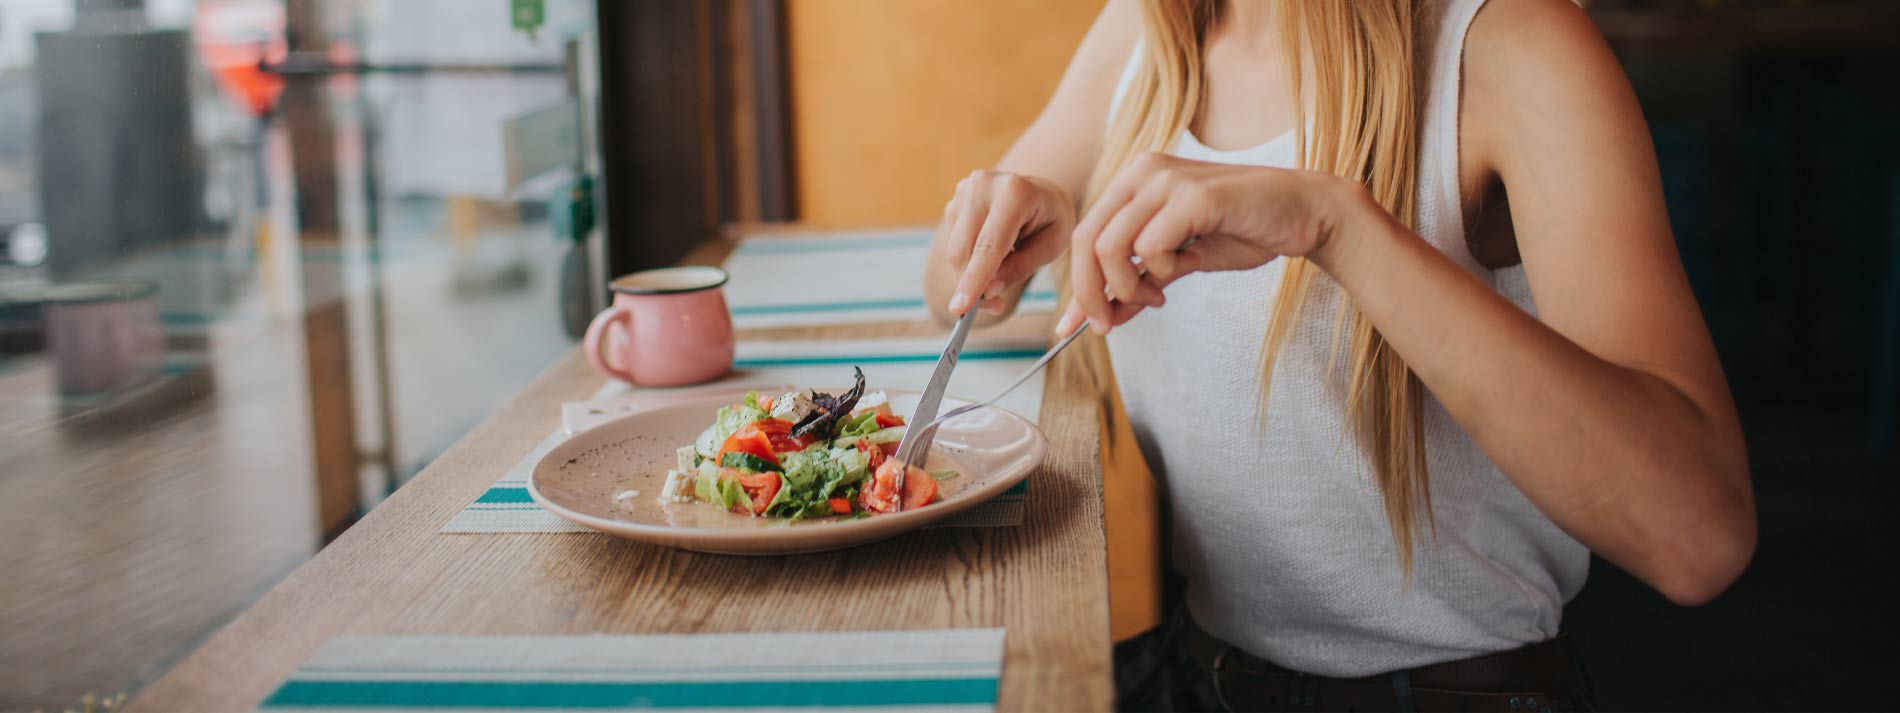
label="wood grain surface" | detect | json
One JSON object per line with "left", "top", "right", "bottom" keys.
{"left": 128, "top": 234, "right": 1116, "bottom": 712}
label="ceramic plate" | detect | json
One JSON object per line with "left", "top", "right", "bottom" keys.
{"left": 528, "top": 389, "right": 1046, "bottom": 555}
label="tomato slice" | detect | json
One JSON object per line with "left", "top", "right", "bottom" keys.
{"left": 854, "top": 438, "right": 887, "bottom": 472}
{"left": 860, "top": 459, "right": 936, "bottom": 513}
{"left": 748, "top": 418, "right": 815, "bottom": 453}
{"left": 902, "top": 469, "right": 938, "bottom": 510}
{"left": 759, "top": 395, "right": 775, "bottom": 413}
{"left": 737, "top": 471, "right": 781, "bottom": 516}
{"left": 874, "top": 412, "right": 905, "bottom": 429}
{"left": 717, "top": 426, "right": 780, "bottom": 467}
{"left": 827, "top": 497, "right": 853, "bottom": 515}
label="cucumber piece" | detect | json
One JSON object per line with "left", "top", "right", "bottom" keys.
{"left": 719, "top": 451, "right": 778, "bottom": 473}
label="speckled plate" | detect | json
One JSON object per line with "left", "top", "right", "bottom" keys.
{"left": 528, "top": 389, "right": 1046, "bottom": 555}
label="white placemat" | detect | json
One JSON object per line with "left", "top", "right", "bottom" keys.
{"left": 258, "top": 629, "right": 1005, "bottom": 711}
{"left": 441, "top": 335, "right": 1047, "bottom": 534}
{"left": 723, "top": 228, "right": 1058, "bottom": 329}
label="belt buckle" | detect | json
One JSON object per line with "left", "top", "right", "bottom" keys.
{"left": 1209, "top": 645, "right": 1240, "bottom": 712}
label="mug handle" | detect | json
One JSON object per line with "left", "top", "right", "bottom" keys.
{"left": 583, "top": 306, "right": 637, "bottom": 383}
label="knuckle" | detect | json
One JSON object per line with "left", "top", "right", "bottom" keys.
{"left": 973, "top": 237, "right": 1009, "bottom": 258}
{"left": 1132, "top": 151, "right": 1165, "bottom": 171}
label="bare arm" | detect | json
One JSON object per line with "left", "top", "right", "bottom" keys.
{"left": 923, "top": 0, "right": 1140, "bottom": 323}
{"left": 1316, "top": 0, "right": 1753, "bottom": 604}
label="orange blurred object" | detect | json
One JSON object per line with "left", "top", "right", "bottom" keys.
{"left": 193, "top": 0, "right": 286, "bottom": 117}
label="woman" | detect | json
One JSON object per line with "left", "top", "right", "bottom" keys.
{"left": 924, "top": 0, "right": 1755, "bottom": 710}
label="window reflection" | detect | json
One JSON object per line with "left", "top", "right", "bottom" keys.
{"left": 0, "top": 0, "right": 598, "bottom": 708}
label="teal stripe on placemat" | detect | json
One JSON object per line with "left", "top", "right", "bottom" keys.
{"left": 262, "top": 676, "right": 997, "bottom": 708}
{"left": 733, "top": 234, "right": 932, "bottom": 256}
{"left": 736, "top": 348, "right": 1044, "bottom": 369}
{"left": 474, "top": 487, "right": 536, "bottom": 505}
{"left": 729, "top": 291, "right": 1058, "bottom": 317}
{"left": 298, "top": 661, "right": 997, "bottom": 677}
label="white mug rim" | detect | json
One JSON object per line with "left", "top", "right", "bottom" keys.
{"left": 609, "top": 266, "right": 729, "bottom": 296}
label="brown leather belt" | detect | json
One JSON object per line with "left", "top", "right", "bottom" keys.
{"left": 1183, "top": 618, "right": 1588, "bottom": 712}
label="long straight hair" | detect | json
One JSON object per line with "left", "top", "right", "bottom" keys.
{"left": 1082, "top": 0, "right": 1429, "bottom": 572}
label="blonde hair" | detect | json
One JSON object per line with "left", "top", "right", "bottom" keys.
{"left": 1082, "top": 0, "right": 1429, "bottom": 572}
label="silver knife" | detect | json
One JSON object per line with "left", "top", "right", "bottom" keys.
{"left": 892, "top": 307, "right": 979, "bottom": 509}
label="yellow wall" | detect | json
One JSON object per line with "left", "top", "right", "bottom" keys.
{"left": 786, "top": 0, "right": 1102, "bottom": 226}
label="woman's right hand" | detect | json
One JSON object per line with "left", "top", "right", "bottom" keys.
{"left": 931, "top": 169, "right": 1077, "bottom": 318}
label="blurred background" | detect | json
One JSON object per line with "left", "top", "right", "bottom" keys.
{"left": 0, "top": 0, "right": 1895, "bottom": 710}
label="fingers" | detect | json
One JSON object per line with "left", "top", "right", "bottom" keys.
{"left": 1054, "top": 300, "right": 1086, "bottom": 335}
{"left": 941, "top": 184, "right": 983, "bottom": 296}
{"left": 1092, "top": 188, "right": 1167, "bottom": 307}
{"left": 1070, "top": 170, "right": 1136, "bottom": 250}
{"left": 1067, "top": 170, "right": 1140, "bottom": 334}
{"left": 1104, "top": 298, "right": 1147, "bottom": 327}
{"left": 1059, "top": 152, "right": 1225, "bottom": 335}
{"left": 1053, "top": 294, "right": 1150, "bottom": 335}
{"left": 1068, "top": 224, "right": 1113, "bottom": 333}
{"left": 1130, "top": 199, "right": 1201, "bottom": 285}
{"left": 949, "top": 190, "right": 1021, "bottom": 315}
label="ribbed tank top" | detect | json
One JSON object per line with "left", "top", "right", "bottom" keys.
{"left": 1103, "top": 0, "right": 1589, "bottom": 676}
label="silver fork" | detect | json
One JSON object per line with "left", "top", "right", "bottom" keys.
{"left": 895, "top": 322, "right": 1089, "bottom": 470}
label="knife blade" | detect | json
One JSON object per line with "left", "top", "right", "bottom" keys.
{"left": 893, "top": 307, "right": 979, "bottom": 506}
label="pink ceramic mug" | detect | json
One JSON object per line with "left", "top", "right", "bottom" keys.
{"left": 583, "top": 266, "right": 734, "bottom": 386}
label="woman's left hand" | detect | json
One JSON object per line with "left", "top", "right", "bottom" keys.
{"left": 1056, "top": 152, "right": 1364, "bottom": 334}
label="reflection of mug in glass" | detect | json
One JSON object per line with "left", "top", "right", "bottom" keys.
{"left": 583, "top": 267, "right": 734, "bottom": 386}
{"left": 41, "top": 281, "right": 164, "bottom": 397}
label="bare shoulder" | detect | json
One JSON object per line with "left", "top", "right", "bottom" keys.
{"left": 1038, "top": 0, "right": 1143, "bottom": 119}
{"left": 1068, "top": 0, "right": 1143, "bottom": 86}
{"left": 1460, "top": 0, "right": 1649, "bottom": 181}
{"left": 1464, "top": 0, "right": 1619, "bottom": 82}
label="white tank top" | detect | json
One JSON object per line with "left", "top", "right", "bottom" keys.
{"left": 1104, "top": 0, "right": 1589, "bottom": 677}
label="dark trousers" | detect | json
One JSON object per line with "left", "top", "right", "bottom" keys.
{"left": 1113, "top": 605, "right": 1598, "bottom": 712}
{"left": 1114, "top": 603, "right": 1223, "bottom": 712}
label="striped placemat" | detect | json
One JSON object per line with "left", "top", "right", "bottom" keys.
{"left": 257, "top": 629, "right": 1005, "bottom": 711}
{"left": 441, "top": 336, "right": 1046, "bottom": 534}
{"left": 723, "top": 228, "right": 1058, "bottom": 329}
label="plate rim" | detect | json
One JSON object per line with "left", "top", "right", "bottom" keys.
{"left": 526, "top": 388, "right": 1047, "bottom": 542}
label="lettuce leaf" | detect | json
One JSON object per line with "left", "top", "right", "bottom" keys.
{"left": 692, "top": 465, "right": 749, "bottom": 512}
{"left": 837, "top": 409, "right": 883, "bottom": 439}
{"left": 763, "top": 446, "right": 872, "bottom": 520}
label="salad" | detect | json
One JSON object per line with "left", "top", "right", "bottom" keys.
{"left": 658, "top": 368, "right": 943, "bottom": 520}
